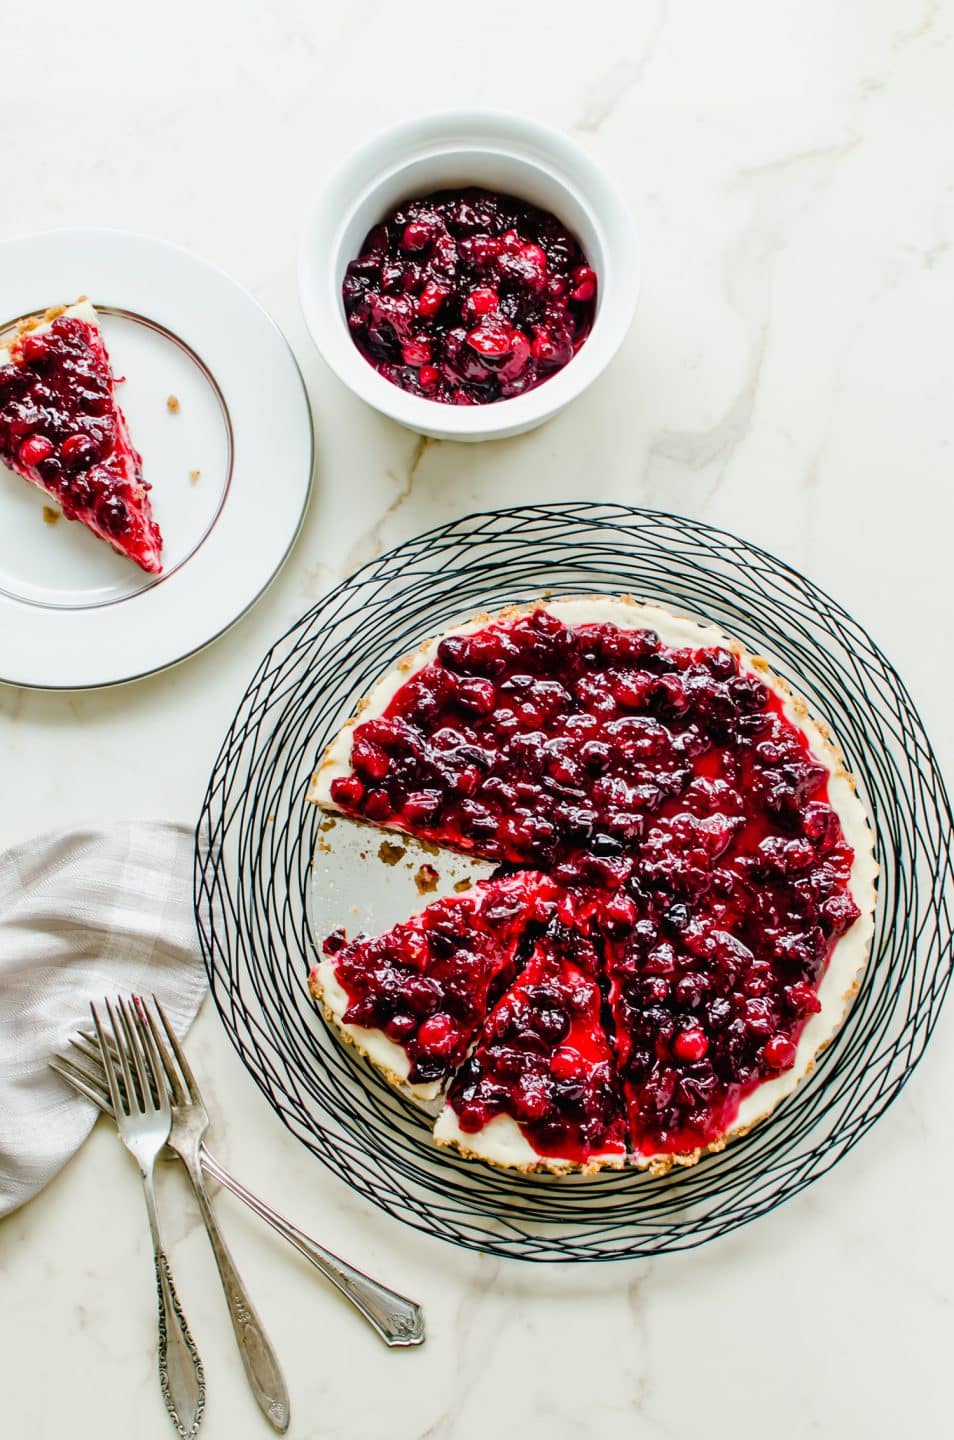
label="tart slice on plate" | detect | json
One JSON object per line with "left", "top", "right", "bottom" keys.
{"left": 0, "top": 300, "right": 163, "bottom": 572}
{"left": 435, "top": 935, "right": 627, "bottom": 1173}
{"left": 309, "top": 870, "right": 560, "bottom": 1100}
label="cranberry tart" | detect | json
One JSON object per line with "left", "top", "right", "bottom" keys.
{"left": 308, "top": 597, "right": 877, "bottom": 1173}
{"left": 0, "top": 300, "right": 163, "bottom": 573}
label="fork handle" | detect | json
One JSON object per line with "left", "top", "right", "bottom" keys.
{"left": 180, "top": 1155, "right": 290, "bottom": 1433}
{"left": 200, "top": 1146, "right": 425, "bottom": 1347}
{"left": 142, "top": 1178, "right": 206, "bottom": 1438}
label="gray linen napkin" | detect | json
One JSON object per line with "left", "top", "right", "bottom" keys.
{"left": 0, "top": 821, "right": 207, "bottom": 1217}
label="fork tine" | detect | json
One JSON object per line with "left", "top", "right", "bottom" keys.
{"left": 152, "top": 994, "right": 201, "bottom": 1103}
{"left": 91, "top": 1001, "right": 126, "bottom": 1118}
{"left": 129, "top": 999, "right": 167, "bottom": 1107}
{"left": 75, "top": 1026, "right": 125, "bottom": 1073}
{"left": 117, "top": 996, "right": 151, "bottom": 1110}
{"left": 133, "top": 995, "right": 172, "bottom": 1114}
{"left": 139, "top": 997, "right": 189, "bottom": 1107}
{"left": 50, "top": 1055, "right": 111, "bottom": 1116}
{"left": 70, "top": 1032, "right": 129, "bottom": 1099}
{"left": 105, "top": 997, "right": 137, "bottom": 1113}
{"left": 57, "top": 1047, "right": 110, "bottom": 1097}
{"left": 69, "top": 1032, "right": 104, "bottom": 1065}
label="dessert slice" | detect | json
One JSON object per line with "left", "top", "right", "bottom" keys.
{"left": 435, "top": 936, "right": 627, "bottom": 1172}
{"left": 0, "top": 300, "right": 163, "bottom": 573}
{"left": 309, "top": 870, "right": 559, "bottom": 1100}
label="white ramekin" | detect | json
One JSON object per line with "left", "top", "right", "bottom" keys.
{"left": 298, "top": 110, "right": 639, "bottom": 442}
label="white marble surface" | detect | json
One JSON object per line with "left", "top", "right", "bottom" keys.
{"left": 2, "top": 2, "right": 953, "bottom": 1436}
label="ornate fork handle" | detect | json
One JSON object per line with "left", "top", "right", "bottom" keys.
{"left": 179, "top": 1155, "right": 289, "bottom": 1431}
{"left": 201, "top": 1147, "right": 425, "bottom": 1347}
{"left": 143, "top": 1178, "right": 206, "bottom": 1438}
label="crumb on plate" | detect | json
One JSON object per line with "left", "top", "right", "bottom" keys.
{"left": 415, "top": 862, "right": 440, "bottom": 895}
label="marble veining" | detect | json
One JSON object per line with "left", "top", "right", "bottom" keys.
{"left": 1, "top": 2, "right": 952, "bottom": 1437}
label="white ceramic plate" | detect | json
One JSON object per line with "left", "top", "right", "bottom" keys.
{"left": 0, "top": 229, "right": 313, "bottom": 688}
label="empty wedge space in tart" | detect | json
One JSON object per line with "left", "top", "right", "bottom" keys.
{"left": 306, "top": 597, "right": 877, "bottom": 1175}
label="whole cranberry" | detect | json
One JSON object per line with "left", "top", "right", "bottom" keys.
{"left": 401, "top": 339, "right": 432, "bottom": 368}
{"left": 763, "top": 1034, "right": 797, "bottom": 1070}
{"left": 416, "top": 1012, "right": 457, "bottom": 1056}
{"left": 550, "top": 1045, "right": 581, "bottom": 1081}
{"left": 673, "top": 1026, "right": 709, "bottom": 1063}
{"left": 802, "top": 802, "right": 841, "bottom": 851}
{"left": 455, "top": 677, "right": 496, "bottom": 715}
{"left": 570, "top": 265, "right": 597, "bottom": 302}
{"left": 402, "top": 790, "right": 442, "bottom": 825}
{"left": 364, "top": 790, "right": 393, "bottom": 821}
{"left": 61, "top": 474, "right": 95, "bottom": 514}
{"left": 61, "top": 433, "right": 98, "bottom": 470}
{"left": 514, "top": 1078, "right": 553, "bottom": 1122}
{"left": 388, "top": 1013, "right": 418, "bottom": 1042}
{"left": 580, "top": 740, "right": 613, "bottom": 773}
{"left": 786, "top": 982, "right": 822, "bottom": 1016}
{"left": 821, "top": 893, "right": 861, "bottom": 934}
{"left": 401, "top": 219, "right": 437, "bottom": 252}
{"left": 603, "top": 892, "right": 638, "bottom": 933}
{"left": 466, "top": 321, "right": 513, "bottom": 359}
{"left": 17, "top": 434, "right": 54, "bottom": 468}
{"left": 417, "top": 280, "right": 449, "bottom": 318}
{"left": 464, "top": 287, "right": 499, "bottom": 320}
{"left": 402, "top": 976, "right": 442, "bottom": 1017}
{"left": 351, "top": 736, "right": 390, "bottom": 781}
{"left": 330, "top": 775, "right": 364, "bottom": 808}
{"left": 97, "top": 494, "right": 129, "bottom": 536}
{"left": 20, "top": 333, "right": 50, "bottom": 365}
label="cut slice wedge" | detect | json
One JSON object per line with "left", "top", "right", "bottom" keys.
{"left": 435, "top": 936, "right": 627, "bottom": 1173}
{"left": 0, "top": 300, "right": 162, "bottom": 572}
{"left": 309, "top": 870, "right": 559, "bottom": 1100}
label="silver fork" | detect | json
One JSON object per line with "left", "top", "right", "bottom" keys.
{"left": 135, "top": 997, "right": 290, "bottom": 1434}
{"left": 92, "top": 998, "right": 206, "bottom": 1439}
{"left": 52, "top": 1027, "right": 426, "bottom": 1350}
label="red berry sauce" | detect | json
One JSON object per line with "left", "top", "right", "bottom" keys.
{"left": 323, "top": 608, "right": 863, "bottom": 1160}
{"left": 447, "top": 934, "right": 627, "bottom": 1166}
{"left": 342, "top": 189, "right": 597, "bottom": 405}
{"left": 315, "top": 872, "right": 557, "bottom": 1087}
{"left": 0, "top": 311, "right": 162, "bottom": 573}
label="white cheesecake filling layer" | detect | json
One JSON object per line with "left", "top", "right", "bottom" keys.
{"left": 433, "top": 1105, "right": 625, "bottom": 1174}
{"left": 314, "top": 958, "right": 442, "bottom": 1102}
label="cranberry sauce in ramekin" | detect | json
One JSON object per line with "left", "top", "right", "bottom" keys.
{"left": 341, "top": 188, "right": 598, "bottom": 406}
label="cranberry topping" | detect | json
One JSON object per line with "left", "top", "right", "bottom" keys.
{"left": 342, "top": 189, "right": 597, "bottom": 405}
{"left": 314, "top": 872, "right": 560, "bottom": 1087}
{"left": 448, "top": 937, "right": 627, "bottom": 1165}
{"left": 0, "top": 311, "right": 162, "bottom": 573}
{"left": 321, "top": 608, "right": 864, "bottom": 1161}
